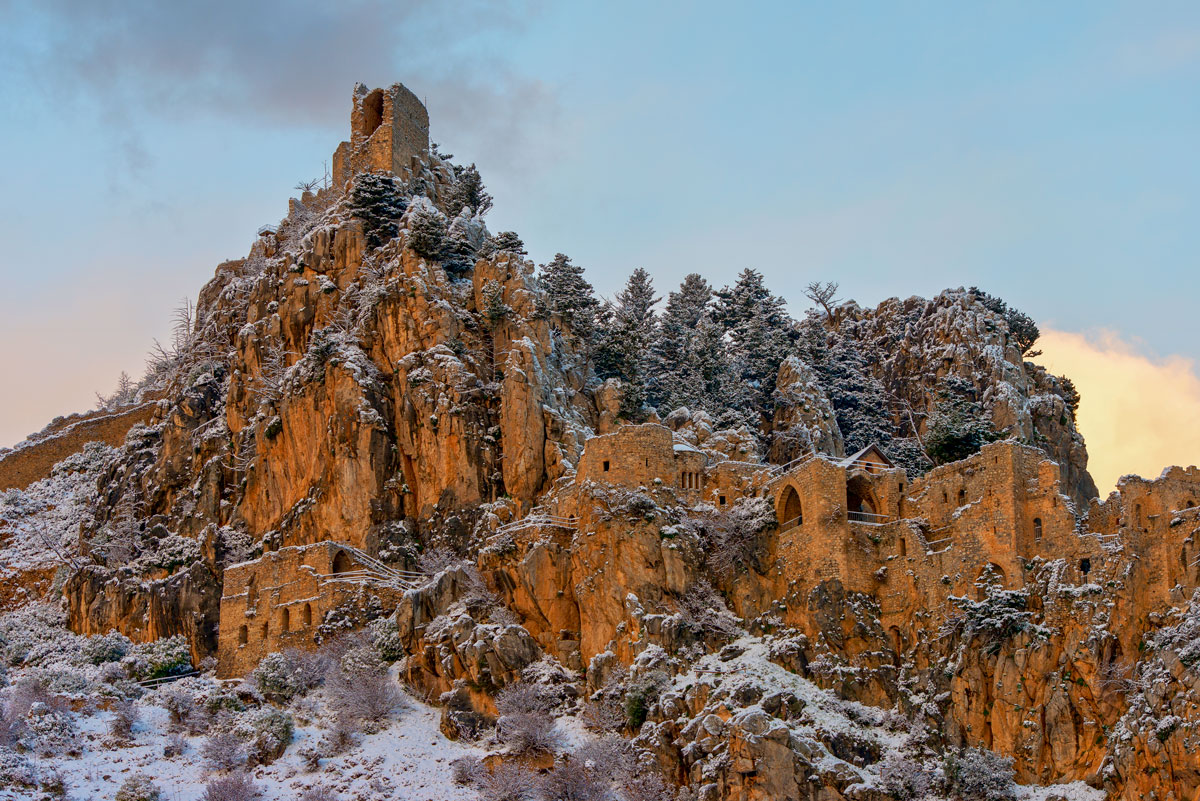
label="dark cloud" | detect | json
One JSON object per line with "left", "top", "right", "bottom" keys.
{"left": 1, "top": 0, "right": 558, "bottom": 170}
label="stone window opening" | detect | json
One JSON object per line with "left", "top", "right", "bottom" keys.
{"left": 1135, "top": 503, "right": 1143, "bottom": 528}
{"left": 1034, "top": 517, "right": 1043, "bottom": 542}
{"left": 281, "top": 607, "right": 290, "bottom": 632}
{"left": 363, "top": 89, "right": 384, "bottom": 137}
{"left": 942, "top": 491, "right": 948, "bottom": 504}
{"left": 303, "top": 603, "right": 313, "bottom": 628}
{"left": 899, "top": 538, "right": 907, "bottom": 557}
{"left": 1182, "top": 548, "right": 1188, "bottom": 570}
{"left": 958, "top": 488, "right": 966, "bottom": 505}
{"left": 603, "top": 460, "right": 610, "bottom": 472}
{"left": 719, "top": 495, "right": 727, "bottom": 507}
{"left": 1080, "top": 558, "right": 1091, "bottom": 576}
{"left": 779, "top": 485, "right": 802, "bottom": 529}
{"left": 260, "top": 621, "right": 269, "bottom": 640}
{"left": 246, "top": 576, "right": 257, "bottom": 609}
{"left": 238, "top": 625, "right": 248, "bottom": 646}
{"left": 333, "top": 550, "right": 353, "bottom": 575}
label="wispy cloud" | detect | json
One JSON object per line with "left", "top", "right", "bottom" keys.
{"left": 1039, "top": 328, "right": 1200, "bottom": 496}
{"left": 0, "top": 0, "right": 559, "bottom": 173}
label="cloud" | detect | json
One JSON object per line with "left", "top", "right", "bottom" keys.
{"left": 1038, "top": 328, "right": 1200, "bottom": 496}
{"left": 0, "top": 0, "right": 559, "bottom": 174}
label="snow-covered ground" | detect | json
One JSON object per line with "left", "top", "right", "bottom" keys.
{"left": 1, "top": 681, "right": 484, "bottom": 801}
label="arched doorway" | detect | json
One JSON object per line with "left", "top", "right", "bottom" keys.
{"left": 332, "top": 550, "right": 353, "bottom": 575}
{"left": 778, "top": 485, "right": 803, "bottom": 529}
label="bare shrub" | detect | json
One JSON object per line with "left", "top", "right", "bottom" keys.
{"left": 677, "top": 580, "right": 740, "bottom": 640}
{"left": 473, "top": 761, "right": 538, "bottom": 801}
{"left": 575, "top": 734, "right": 638, "bottom": 780}
{"left": 619, "top": 771, "right": 674, "bottom": 801}
{"left": 416, "top": 546, "right": 464, "bottom": 574}
{"left": 580, "top": 696, "right": 625, "bottom": 733}
{"left": 495, "top": 682, "right": 554, "bottom": 717}
{"left": 539, "top": 755, "right": 609, "bottom": 801}
{"left": 325, "top": 664, "right": 402, "bottom": 730}
{"left": 39, "top": 768, "right": 69, "bottom": 800}
{"left": 499, "top": 711, "right": 560, "bottom": 755}
{"left": 297, "top": 787, "right": 339, "bottom": 801}
{"left": 201, "top": 771, "right": 261, "bottom": 801}
{"left": 201, "top": 730, "right": 246, "bottom": 772}
{"left": 451, "top": 756, "right": 483, "bottom": 785}
{"left": 318, "top": 712, "right": 358, "bottom": 755}
{"left": 161, "top": 686, "right": 201, "bottom": 733}
{"left": 108, "top": 698, "right": 139, "bottom": 743}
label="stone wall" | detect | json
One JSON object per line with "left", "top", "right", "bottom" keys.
{"left": 0, "top": 402, "right": 157, "bottom": 491}
{"left": 332, "top": 82, "right": 429, "bottom": 188}
{"left": 217, "top": 542, "right": 367, "bottom": 676}
{"left": 576, "top": 423, "right": 707, "bottom": 501}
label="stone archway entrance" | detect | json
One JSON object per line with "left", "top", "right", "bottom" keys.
{"left": 778, "top": 485, "right": 803, "bottom": 530}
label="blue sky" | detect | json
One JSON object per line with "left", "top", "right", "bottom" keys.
{"left": 1, "top": 1, "right": 1198, "bottom": 449}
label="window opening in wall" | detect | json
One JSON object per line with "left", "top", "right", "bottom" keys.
{"left": 645, "top": 458, "right": 649, "bottom": 467}
{"left": 1034, "top": 517, "right": 1043, "bottom": 542}
{"left": 303, "top": 603, "right": 313, "bottom": 627}
{"left": 246, "top": 575, "right": 257, "bottom": 608}
{"left": 281, "top": 607, "right": 290, "bottom": 632}
{"left": 333, "top": 550, "right": 353, "bottom": 574}
{"left": 363, "top": 89, "right": 384, "bottom": 137}
{"left": 603, "top": 460, "right": 610, "bottom": 472}
{"left": 958, "top": 489, "right": 966, "bottom": 505}
{"left": 899, "top": 538, "right": 907, "bottom": 557}
{"left": 1135, "top": 503, "right": 1143, "bottom": 528}
{"left": 261, "top": 621, "right": 269, "bottom": 640}
{"left": 1080, "top": 558, "right": 1091, "bottom": 576}
{"left": 719, "top": 495, "right": 727, "bottom": 506}
{"left": 1182, "top": 548, "right": 1188, "bottom": 570}
{"left": 942, "top": 491, "right": 948, "bottom": 503}
{"left": 238, "top": 625, "right": 248, "bottom": 645}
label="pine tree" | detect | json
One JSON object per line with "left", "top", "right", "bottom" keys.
{"left": 648, "top": 274, "right": 742, "bottom": 417}
{"left": 349, "top": 172, "right": 409, "bottom": 250}
{"left": 446, "top": 164, "right": 493, "bottom": 218}
{"left": 714, "top": 269, "right": 796, "bottom": 414}
{"left": 442, "top": 210, "right": 482, "bottom": 276}
{"left": 537, "top": 254, "right": 601, "bottom": 350}
{"left": 595, "top": 268, "right": 660, "bottom": 418}
{"left": 481, "top": 231, "right": 527, "bottom": 257}
{"left": 406, "top": 199, "right": 447, "bottom": 260}
{"left": 924, "top": 377, "right": 1000, "bottom": 465}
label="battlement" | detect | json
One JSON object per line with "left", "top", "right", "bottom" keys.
{"left": 331, "top": 82, "right": 430, "bottom": 188}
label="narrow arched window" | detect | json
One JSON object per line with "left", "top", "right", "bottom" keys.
{"left": 238, "top": 625, "right": 248, "bottom": 646}
{"left": 1034, "top": 518, "right": 1043, "bottom": 542}
{"left": 281, "top": 607, "right": 290, "bottom": 632}
{"left": 303, "top": 603, "right": 313, "bottom": 628}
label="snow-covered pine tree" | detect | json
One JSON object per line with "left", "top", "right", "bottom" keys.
{"left": 349, "top": 172, "right": 409, "bottom": 250}
{"left": 648, "top": 274, "right": 744, "bottom": 418}
{"left": 537, "top": 253, "right": 602, "bottom": 353}
{"left": 481, "top": 231, "right": 527, "bottom": 257}
{"left": 446, "top": 164, "right": 493, "bottom": 218}
{"left": 595, "top": 268, "right": 660, "bottom": 419}
{"left": 406, "top": 199, "right": 448, "bottom": 260}
{"left": 714, "top": 268, "right": 796, "bottom": 415}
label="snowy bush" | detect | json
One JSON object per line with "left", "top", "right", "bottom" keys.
{"left": 201, "top": 771, "right": 261, "bottom": 801}
{"left": 123, "top": 636, "right": 191, "bottom": 681}
{"left": 406, "top": 198, "right": 448, "bottom": 260}
{"left": 164, "top": 732, "right": 186, "bottom": 758}
{"left": 623, "top": 670, "right": 668, "bottom": 730}
{"left": 21, "top": 701, "right": 77, "bottom": 756}
{"left": 944, "top": 747, "right": 1017, "bottom": 801}
{"left": 252, "top": 652, "right": 303, "bottom": 702}
{"left": 368, "top": 617, "right": 404, "bottom": 663}
{"left": 236, "top": 706, "right": 293, "bottom": 764}
{"left": 416, "top": 546, "right": 464, "bottom": 574}
{"left": 114, "top": 773, "right": 162, "bottom": 801}
{"left": 701, "top": 496, "right": 774, "bottom": 579}
{"left": 161, "top": 686, "right": 202, "bottom": 732}
{"left": 83, "top": 632, "right": 132, "bottom": 665}
{"left": 943, "top": 566, "right": 1049, "bottom": 652}
{"left": 0, "top": 748, "right": 35, "bottom": 787}
{"left": 677, "top": 580, "right": 740, "bottom": 641}
{"left": 473, "top": 761, "right": 538, "bottom": 801}
{"left": 879, "top": 752, "right": 933, "bottom": 799}
{"left": 201, "top": 730, "right": 247, "bottom": 771}
{"left": 451, "top": 755, "right": 483, "bottom": 785}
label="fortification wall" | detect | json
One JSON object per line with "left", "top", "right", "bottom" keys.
{"left": 576, "top": 424, "right": 679, "bottom": 489}
{"left": 217, "top": 542, "right": 364, "bottom": 676}
{"left": 333, "top": 82, "right": 429, "bottom": 188}
{"left": 0, "top": 402, "right": 157, "bottom": 491}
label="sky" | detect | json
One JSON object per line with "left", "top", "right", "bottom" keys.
{"left": 0, "top": 1, "right": 1196, "bottom": 492}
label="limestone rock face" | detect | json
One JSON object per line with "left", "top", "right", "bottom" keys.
{"left": 769, "top": 355, "right": 845, "bottom": 462}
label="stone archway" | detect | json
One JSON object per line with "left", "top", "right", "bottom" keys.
{"left": 333, "top": 550, "right": 353, "bottom": 575}
{"left": 778, "top": 485, "right": 803, "bottom": 529}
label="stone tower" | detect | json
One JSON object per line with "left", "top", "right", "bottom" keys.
{"left": 331, "top": 82, "right": 429, "bottom": 188}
